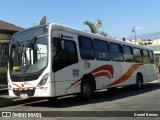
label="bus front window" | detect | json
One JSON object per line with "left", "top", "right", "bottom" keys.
{"left": 10, "top": 37, "right": 48, "bottom": 76}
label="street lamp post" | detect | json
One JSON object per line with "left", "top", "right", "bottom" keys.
{"left": 132, "top": 26, "right": 137, "bottom": 44}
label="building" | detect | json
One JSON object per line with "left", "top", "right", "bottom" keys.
{"left": 0, "top": 20, "right": 23, "bottom": 42}
{"left": 0, "top": 20, "right": 23, "bottom": 87}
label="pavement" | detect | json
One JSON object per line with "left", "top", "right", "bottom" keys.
{"left": 0, "top": 94, "right": 42, "bottom": 108}
{"left": 0, "top": 79, "right": 160, "bottom": 108}
{"left": 0, "top": 86, "right": 44, "bottom": 108}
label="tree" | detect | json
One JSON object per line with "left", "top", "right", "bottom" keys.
{"left": 84, "top": 20, "right": 107, "bottom": 36}
{"left": 100, "top": 31, "right": 107, "bottom": 36}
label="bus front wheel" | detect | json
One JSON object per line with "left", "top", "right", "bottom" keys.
{"left": 80, "top": 80, "right": 93, "bottom": 100}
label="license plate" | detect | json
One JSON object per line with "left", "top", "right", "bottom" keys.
{"left": 20, "top": 94, "right": 29, "bottom": 99}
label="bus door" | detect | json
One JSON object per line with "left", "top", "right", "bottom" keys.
{"left": 52, "top": 30, "right": 80, "bottom": 96}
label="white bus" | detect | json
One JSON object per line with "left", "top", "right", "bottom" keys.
{"left": 8, "top": 23, "right": 158, "bottom": 99}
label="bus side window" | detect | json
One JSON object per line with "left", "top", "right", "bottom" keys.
{"left": 149, "top": 50, "right": 155, "bottom": 64}
{"left": 78, "top": 36, "right": 94, "bottom": 60}
{"left": 123, "top": 45, "right": 134, "bottom": 62}
{"left": 143, "top": 49, "right": 150, "bottom": 64}
{"left": 52, "top": 38, "right": 78, "bottom": 72}
{"left": 133, "top": 48, "right": 142, "bottom": 63}
{"left": 93, "top": 39, "right": 111, "bottom": 61}
{"left": 109, "top": 43, "right": 123, "bottom": 62}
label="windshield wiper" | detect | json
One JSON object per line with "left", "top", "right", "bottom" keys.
{"left": 22, "top": 37, "right": 38, "bottom": 74}
{"left": 15, "top": 41, "right": 21, "bottom": 54}
{"left": 28, "top": 36, "right": 37, "bottom": 48}
{"left": 23, "top": 65, "right": 30, "bottom": 73}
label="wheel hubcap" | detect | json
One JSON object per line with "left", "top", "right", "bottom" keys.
{"left": 83, "top": 84, "right": 91, "bottom": 97}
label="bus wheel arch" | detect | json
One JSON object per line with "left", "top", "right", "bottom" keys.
{"left": 80, "top": 74, "right": 96, "bottom": 99}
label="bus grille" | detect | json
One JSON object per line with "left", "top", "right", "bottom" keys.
{"left": 13, "top": 90, "right": 35, "bottom": 96}
{"left": 11, "top": 74, "right": 40, "bottom": 82}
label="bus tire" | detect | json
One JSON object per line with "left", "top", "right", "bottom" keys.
{"left": 80, "top": 79, "right": 93, "bottom": 100}
{"left": 135, "top": 74, "right": 143, "bottom": 90}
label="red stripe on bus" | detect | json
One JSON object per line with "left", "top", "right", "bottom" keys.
{"left": 106, "top": 64, "right": 143, "bottom": 87}
{"left": 90, "top": 65, "right": 113, "bottom": 77}
{"left": 12, "top": 83, "right": 21, "bottom": 88}
{"left": 24, "top": 82, "right": 34, "bottom": 86}
{"left": 93, "top": 72, "right": 112, "bottom": 79}
{"left": 66, "top": 79, "right": 82, "bottom": 91}
{"left": 66, "top": 64, "right": 113, "bottom": 90}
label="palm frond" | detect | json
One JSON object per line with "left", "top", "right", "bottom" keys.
{"left": 94, "top": 20, "right": 102, "bottom": 30}
{"left": 84, "top": 21, "right": 96, "bottom": 33}
{"left": 84, "top": 20, "right": 104, "bottom": 34}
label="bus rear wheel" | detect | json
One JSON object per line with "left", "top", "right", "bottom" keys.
{"left": 135, "top": 74, "right": 143, "bottom": 90}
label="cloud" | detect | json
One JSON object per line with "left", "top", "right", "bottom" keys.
{"left": 136, "top": 27, "right": 141, "bottom": 30}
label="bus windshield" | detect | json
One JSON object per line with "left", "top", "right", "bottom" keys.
{"left": 9, "top": 36, "right": 48, "bottom": 77}
{"left": 9, "top": 25, "right": 48, "bottom": 82}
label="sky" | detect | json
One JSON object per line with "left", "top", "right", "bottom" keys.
{"left": 0, "top": 0, "right": 160, "bottom": 40}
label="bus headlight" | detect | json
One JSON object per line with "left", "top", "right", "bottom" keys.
{"left": 38, "top": 73, "right": 49, "bottom": 86}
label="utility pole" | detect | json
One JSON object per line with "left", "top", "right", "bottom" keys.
{"left": 132, "top": 26, "right": 136, "bottom": 44}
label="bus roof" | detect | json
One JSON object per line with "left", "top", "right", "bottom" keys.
{"left": 12, "top": 23, "right": 154, "bottom": 51}
{"left": 50, "top": 23, "right": 154, "bottom": 51}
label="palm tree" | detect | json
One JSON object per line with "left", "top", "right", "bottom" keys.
{"left": 84, "top": 20, "right": 107, "bottom": 36}
{"left": 100, "top": 31, "right": 108, "bottom": 36}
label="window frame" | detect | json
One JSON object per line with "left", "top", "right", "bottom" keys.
{"left": 52, "top": 38, "right": 78, "bottom": 72}
{"left": 93, "top": 39, "right": 111, "bottom": 61}
{"left": 133, "top": 47, "right": 143, "bottom": 63}
{"left": 109, "top": 42, "right": 123, "bottom": 62}
{"left": 78, "top": 36, "right": 94, "bottom": 60}
{"left": 122, "top": 45, "right": 134, "bottom": 62}
{"left": 149, "top": 50, "right": 155, "bottom": 64}
{"left": 142, "top": 49, "right": 150, "bottom": 64}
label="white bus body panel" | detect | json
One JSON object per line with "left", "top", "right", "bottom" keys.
{"left": 51, "top": 29, "right": 81, "bottom": 96}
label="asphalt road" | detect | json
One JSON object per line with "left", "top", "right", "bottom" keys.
{"left": 0, "top": 81, "right": 160, "bottom": 120}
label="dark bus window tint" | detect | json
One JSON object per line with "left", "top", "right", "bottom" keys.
{"left": 52, "top": 38, "right": 78, "bottom": 72}
{"left": 133, "top": 48, "right": 142, "bottom": 63}
{"left": 149, "top": 50, "right": 155, "bottom": 64}
{"left": 110, "top": 43, "right": 122, "bottom": 52}
{"left": 79, "top": 37, "right": 92, "bottom": 48}
{"left": 109, "top": 43, "right": 123, "bottom": 62}
{"left": 93, "top": 39, "right": 110, "bottom": 61}
{"left": 123, "top": 46, "right": 132, "bottom": 54}
{"left": 93, "top": 39, "right": 109, "bottom": 51}
{"left": 0, "top": 43, "right": 9, "bottom": 65}
{"left": 123, "top": 45, "right": 134, "bottom": 62}
{"left": 10, "top": 45, "right": 21, "bottom": 70}
{"left": 143, "top": 49, "right": 150, "bottom": 64}
{"left": 78, "top": 36, "right": 94, "bottom": 59}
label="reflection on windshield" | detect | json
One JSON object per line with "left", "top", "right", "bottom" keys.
{"left": 10, "top": 37, "right": 48, "bottom": 76}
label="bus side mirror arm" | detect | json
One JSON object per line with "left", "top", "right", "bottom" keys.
{"left": 60, "top": 34, "right": 65, "bottom": 50}
{"left": 61, "top": 41, "right": 65, "bottom": 50}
